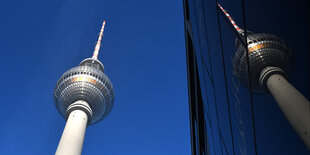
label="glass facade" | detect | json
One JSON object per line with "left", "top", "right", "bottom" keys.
{"left": 183, "top": 0, "right": 310, "bottom": 154}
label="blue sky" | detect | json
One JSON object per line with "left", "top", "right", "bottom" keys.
{"left": 0, "top": 0, "right": 190, "bottom": 154}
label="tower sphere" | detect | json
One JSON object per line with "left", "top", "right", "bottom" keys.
{"left": 54, "top": 58, "right": 114, "bottom": 124}
{"left": 233, "top": 33, "right": 294, "bottom": 92}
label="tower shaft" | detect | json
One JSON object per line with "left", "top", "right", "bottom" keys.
{"left": 56, "top": 100, "right": 92, "bottom": 155}
{"left": 260, "top": 67, "right": 310, "bottom": 149}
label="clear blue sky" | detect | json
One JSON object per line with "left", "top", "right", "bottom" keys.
{"left": 0, "top": 0, "right": 190, "bottom": 154}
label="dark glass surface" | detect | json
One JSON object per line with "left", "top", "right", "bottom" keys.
{"left": 184, "top": 0, "right": 310, "bottom": 154}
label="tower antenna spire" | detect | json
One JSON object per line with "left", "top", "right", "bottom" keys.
{"left": 217, "top": 3, "right": 243, "bottom": 34}
{"left": 92, "top": 20, "right": 106, "bottom": 60}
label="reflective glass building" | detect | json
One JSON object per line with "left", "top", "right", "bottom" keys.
{"left": 183, "top": 0, "right": 310, "bottom": 154}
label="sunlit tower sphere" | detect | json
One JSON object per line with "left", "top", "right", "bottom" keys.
{"left": 54, "top": 57, "right": 114, "bottom": 124}
{"left": 218, "top": 3, "right": 310, "bottom": 150}
{"left": 53, "top": 20, "right": 114, "bottom": 155}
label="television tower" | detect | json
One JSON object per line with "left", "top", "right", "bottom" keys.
{"left": 53, "top": 20, "right": 114, "bottom": 155}
{"left": 217, "top": 3, "right": 310, "bottom": 150}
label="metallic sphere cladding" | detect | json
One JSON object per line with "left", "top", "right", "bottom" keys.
{"left": 54, "top": 58, "right": 114, "bottom": 124}
{"left": 233, "top": 33, "right": 294, "bottom": 93}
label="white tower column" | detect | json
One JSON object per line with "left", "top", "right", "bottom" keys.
{"left": 260, "top": 67, "right": 310, "bottom": 150}
{"left": 53, "top": 21, "right": 114, "bottom": 154}
{"left": 56, "top": 100, "right": 93, "bottom": 155}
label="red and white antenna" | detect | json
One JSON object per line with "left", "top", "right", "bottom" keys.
{"left": 217, "top": 3, "right": 243, "bottom": 33}
{"left": 92, "top": 20, "right": 106, "bottom": 60}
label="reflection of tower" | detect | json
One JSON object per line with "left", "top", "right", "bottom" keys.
{"left": 217, "top": 3, "right": 310, "bottom": 150}
{"left": 54, "top": 20, "right": 114, "bottom": 155}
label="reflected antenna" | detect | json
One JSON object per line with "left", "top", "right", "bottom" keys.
{"left": 217, "top": 3, "right": 247, "bottom": 47}
{"left": 217, "top": 3, "right": 243, "bottom": 33}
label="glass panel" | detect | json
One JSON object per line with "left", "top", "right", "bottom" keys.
{"left": 244, "top": 0, "right": 310, "bottom": 154}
